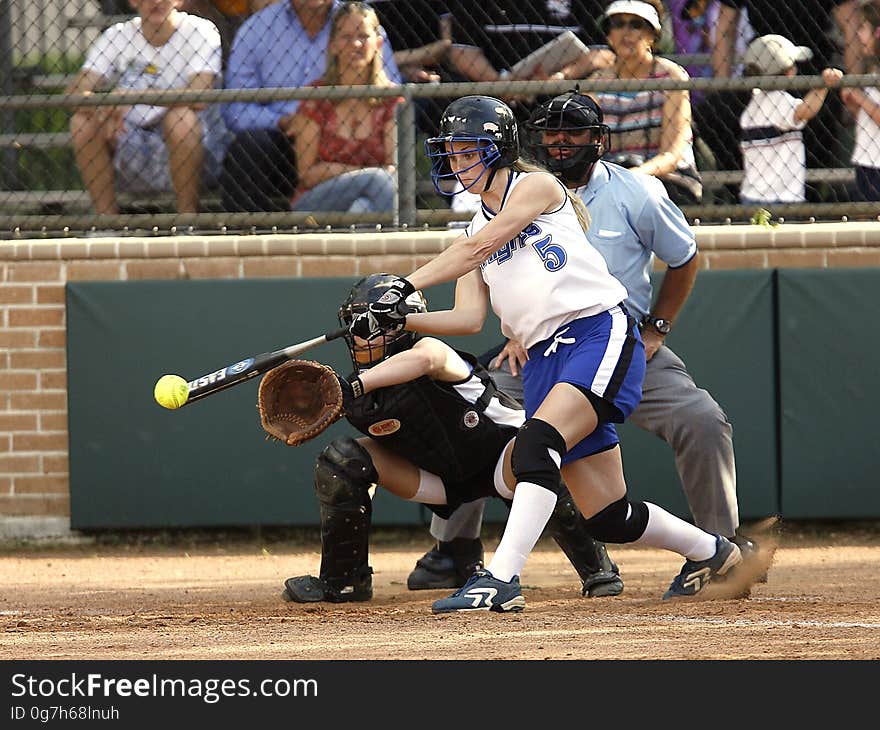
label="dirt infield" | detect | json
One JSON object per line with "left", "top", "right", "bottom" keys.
{"left": 2, "top": 522, "right": 879, "bottom": 661}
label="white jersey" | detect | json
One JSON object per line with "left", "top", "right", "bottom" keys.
{"left": 851, "top": 86, "right": 880, "bottom": 169}
{"left": 471, "top": 170, "right": 628, "bottom": 350}
{"left": 83, "top": 12, "right": 222, "bottom": 129}
{"left": 739, "top": 89, "right": 807, "bottom": 203}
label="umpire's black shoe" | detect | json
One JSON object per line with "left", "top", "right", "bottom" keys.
{"left": 282, "top": 568, "right": 373, "bottom": 603}
{"left": 732, "top": 534, "right": 768, "bottom": 583}
{"left": 407, "top": 538, "right": 484, "bottom": 590}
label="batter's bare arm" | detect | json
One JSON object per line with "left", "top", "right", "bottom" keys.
{"left": 407, "top": 173, "right": 564, "bottom": 291}
{"left": 406, "top": 270, "right": 488, "bottom": 336}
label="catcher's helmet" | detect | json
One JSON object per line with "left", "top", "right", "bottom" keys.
{"left": 524, "top": 91, "right": 610, "bottom": 186}
{"left": 425, "top": 95, "right": 519, "bottom": 195}
{"left": 338, "top": 273, "right": 428, "bottom": 369}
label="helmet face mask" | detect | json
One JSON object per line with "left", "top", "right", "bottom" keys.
{"left": 338, "top": 273, "right": 428, "bottom": 369}
{"left": 425, "top": 95, "right": 519, "bottom": 195}
{"left": 525, "top": 92, "right": 610, "bottom": 187}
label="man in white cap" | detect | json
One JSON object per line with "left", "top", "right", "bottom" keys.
{"left": 738, "top": 34, "right": 842, "bottom": 205}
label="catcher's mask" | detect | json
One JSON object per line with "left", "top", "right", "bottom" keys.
{"left": 425, "top": 95, "right": 519, "bottom": 195}
{"left": 338, "top": 273, "right": 428, "bottom": 369}
{"left": 524, "top": 91, "right": 610, "bottom": 187}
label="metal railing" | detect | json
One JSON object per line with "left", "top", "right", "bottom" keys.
{"left": 1, "top": 73, "right": 879, "bottom": 235}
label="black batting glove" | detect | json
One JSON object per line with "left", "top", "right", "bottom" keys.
{"left": 337, "top": 374, "right": 365, "bottom": 413}
{"left": 368, "top": 278, "right": 415, "bottom": 330}
{"left": 349, "top": 311, "right": 381, "bottom": 341}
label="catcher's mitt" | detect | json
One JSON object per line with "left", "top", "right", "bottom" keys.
{"left": 258, "top": 360, "right": 343, "bottom": 446}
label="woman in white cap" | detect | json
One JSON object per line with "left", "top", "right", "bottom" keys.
{"left": 566, "top": 0, "right": 703, "bottom": 206}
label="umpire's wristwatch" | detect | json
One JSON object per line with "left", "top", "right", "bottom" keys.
{"left": 642, "top": 314, "right": 672, "bottom": 336}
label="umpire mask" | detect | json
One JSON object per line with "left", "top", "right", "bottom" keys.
{"left": 525, "top": 91, "right": 610, "bottom": 186}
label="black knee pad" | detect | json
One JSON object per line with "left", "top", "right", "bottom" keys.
{"left": 582, "top": 496, "right": 649, "bottom": 544}
{"left": 510, "top": 418, "right": 567, "bottom": 495}
{"left": 315, "top": 437, "right": 378, "bottom": 507}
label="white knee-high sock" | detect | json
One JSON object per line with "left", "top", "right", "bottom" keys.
{"left": 486, "top": 482, "right": 558, "bottom": 582}
{"left": 634, "top": 502, "right": 717, "bottom": 561}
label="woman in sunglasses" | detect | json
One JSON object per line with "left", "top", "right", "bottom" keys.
{"left": 566, "top": 0, "right": 703, "bottom": 206}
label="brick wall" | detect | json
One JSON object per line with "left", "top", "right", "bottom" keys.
{"left": 1, "top": 223, "right": 879, "bottom": 534}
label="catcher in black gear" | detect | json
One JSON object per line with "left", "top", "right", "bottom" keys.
{"left": 282, "top": 273, "right": 622, "bottom": 604}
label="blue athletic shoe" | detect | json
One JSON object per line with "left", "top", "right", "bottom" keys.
{"left": 662, "top": 535, "right": 742, "bottom": 600}
{"left": 431, "top": 569, "right": 526, "bottom": 614}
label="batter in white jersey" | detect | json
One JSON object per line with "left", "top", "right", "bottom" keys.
{"left": 351, "top": 95, "right": 747, "bottom": 614}
{"left": 471, "top": 170, "right": 627, "bottom": 350}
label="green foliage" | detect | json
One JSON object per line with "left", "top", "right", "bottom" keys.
{"left": 750, "top": 207, "right": 775, "bottom": 227}
{"left": 7, "top": 55, "right": 84, "bottom": 192}
{"left": 13, "top": 108, "right": 81, "bottom": 191}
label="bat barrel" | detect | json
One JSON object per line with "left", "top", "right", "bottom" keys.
{"left": 179, "top": 327, "right": 349, "bottom": 406}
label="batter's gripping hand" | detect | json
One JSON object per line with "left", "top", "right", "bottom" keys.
{"left": 368, "top": 277, "right": 415, "bottom": 330}
{"left": 258, "top": 360, "right": 344, "bottom": 446}
{"left": 349, "top": 311, "right": 383, "bottom": 341}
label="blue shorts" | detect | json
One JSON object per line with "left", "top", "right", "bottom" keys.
{"left": 521, "top": 305, "right": 645, "bottom": 463}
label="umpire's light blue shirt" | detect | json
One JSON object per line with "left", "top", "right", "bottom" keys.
{"left": 222, "top": 0, "right": 402, "bottom": 133}
{"left": 576, "top": 161, "right": 697, "bottom": 322}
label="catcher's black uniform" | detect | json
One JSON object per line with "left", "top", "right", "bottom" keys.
{"left": 345, "top": 351, "right": 523, "bottom": 517}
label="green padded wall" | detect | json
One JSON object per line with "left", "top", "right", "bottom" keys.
{"left": 615, "top": 270, "right": 779, "bottom": 523}
{"left": 66, "top": 278, "right": 502, "bottom": 529}
{"left": 67, "top": 271, "right": 779, "bottom": 529}
{"left": 777, "top": 269, "right": 880, "bottom": 518}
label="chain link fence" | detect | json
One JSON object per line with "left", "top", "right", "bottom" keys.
{"left": 1, "top": 0, "right": 878, "bottom": 235}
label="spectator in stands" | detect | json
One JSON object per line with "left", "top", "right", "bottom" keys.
{"left": 443, "top": 0, "right": 613, "bottom": 213}
{"left": 667, "top": 0, "right": 754, "bottom": 107}
{"left": 182, "top": 1, "right": 277, "bottom": 64}
{"left": 840, "top": 1, "right": 880, "bottom": 202}
{"left": 370, "top": 1, "right": 453, "bottom": 136}
{"left": 587, "top": 0, "right": 704, "bottom": 207}
{"left": 710, "top": 0, "right": 860, "bottom": 179}
{"left": 68, "top": 0, "right": 229, "bottom": 215}
{"left": 289, "top": 2, "right": 403, "bottom": 214}
{"left": 370, "top": 1, "right": 451, "bottom": 84}
{"left": 218, "top": 0, "right": 401, "bottom": 212}
{"left": 738, "top": 34, "right": 842, "bottom": 206}
{"left": 442, "top": 1, "right": 612, "bottom": 109}
{"left": 669, "top": 0, "right": 754, "bottom": 191}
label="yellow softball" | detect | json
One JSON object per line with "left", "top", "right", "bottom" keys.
{"left": 154, "top": 374, "right": 190, "bottom": 410}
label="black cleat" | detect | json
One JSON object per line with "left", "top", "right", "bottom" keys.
{"left": 731, "top": 534, "right": 768, "bottom": 583}
{"left": 582, "top": 555, "right": 624, "bottom": 597}
{"left": 407, "top": 538, "right": 483, "bottom": 590}
{"left": 282, "top": 568, "right": 373, "bottom": 603}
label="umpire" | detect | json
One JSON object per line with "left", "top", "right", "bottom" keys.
{"left": 408, "top": 90, "right": 758, "bottom": 590}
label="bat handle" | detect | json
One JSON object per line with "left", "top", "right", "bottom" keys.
{"left": 279, "top": 326, "right": 348, "bottom": 360}
{"left": 325, "top": 326, "right": 348, "bottom": 342}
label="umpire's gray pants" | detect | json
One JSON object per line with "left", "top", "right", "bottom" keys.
{"left": 430, "top": 344, "right": 740, "bottom": 542}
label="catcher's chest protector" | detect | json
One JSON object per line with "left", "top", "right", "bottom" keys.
{"left": 346, "top": 365, "right": 517, "bottom": 483}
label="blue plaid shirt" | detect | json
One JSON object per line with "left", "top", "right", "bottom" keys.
{"left": 222, "top": 0, "right": 401, "bottom": 133}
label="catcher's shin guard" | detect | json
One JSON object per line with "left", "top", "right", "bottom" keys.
{"left": 283, "top": 437, "right": 377, "bottom": 603}
{"left": 547, "top": 490, "right": 624, "bottom": 598}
